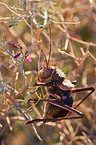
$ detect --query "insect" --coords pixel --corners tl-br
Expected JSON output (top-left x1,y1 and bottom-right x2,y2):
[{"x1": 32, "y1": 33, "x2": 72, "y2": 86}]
[{"x1": 26, "y1": 28, "x2": 95, "y2": 124}]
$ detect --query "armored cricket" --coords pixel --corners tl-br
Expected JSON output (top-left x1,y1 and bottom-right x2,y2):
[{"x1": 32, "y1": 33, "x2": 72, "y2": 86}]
[{"x1": 26, "y1": 28, "x2": 95, "y2": 124}]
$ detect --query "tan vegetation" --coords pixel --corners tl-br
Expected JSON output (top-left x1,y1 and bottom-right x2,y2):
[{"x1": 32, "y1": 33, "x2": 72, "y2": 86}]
[{"x1": 0, "y1": 0, "x2": 96, "y2": 144}]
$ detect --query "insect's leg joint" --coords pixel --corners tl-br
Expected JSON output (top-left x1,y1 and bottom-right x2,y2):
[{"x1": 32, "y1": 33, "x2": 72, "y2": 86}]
[{"x1": 80, "y1": 112, "x2": 84, "y2": 118}]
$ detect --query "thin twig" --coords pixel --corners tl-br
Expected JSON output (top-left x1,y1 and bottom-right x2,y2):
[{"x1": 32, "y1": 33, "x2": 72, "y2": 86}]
[
  {"x1": 58, "y1": 25, "x2": 96, "y2": 47},
  {"x1": 5, "y1": 92, "x2": 42, "y2": 141},
  {"x1": 35, "y1": 0, "x2": 64, "y2": 42}
]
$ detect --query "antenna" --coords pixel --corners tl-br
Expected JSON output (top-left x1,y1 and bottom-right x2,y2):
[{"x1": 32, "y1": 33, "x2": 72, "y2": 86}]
[
  {"x1": 37, "y1": 23, "x2": 52, "y2": 68},
  {"x1": 37, "y1": 44, "x2": 48, "y2": 67},
  {"x1": 47, "y1": 23, "x2": 52, "y2": 66}
]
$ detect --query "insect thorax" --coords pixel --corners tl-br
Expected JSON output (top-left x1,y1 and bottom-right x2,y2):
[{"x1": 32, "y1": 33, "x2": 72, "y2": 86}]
[
  {"x1": 51, "y1": 67, "x2": 75, "y2": 88},
  {"x1": 51, "y1": 67, "x2": 66, "y2": 84}
]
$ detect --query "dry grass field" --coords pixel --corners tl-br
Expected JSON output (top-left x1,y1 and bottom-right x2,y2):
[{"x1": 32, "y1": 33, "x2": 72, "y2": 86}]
[{"x1": 0, "y1": 0, "x2": 96, "y2": 145}]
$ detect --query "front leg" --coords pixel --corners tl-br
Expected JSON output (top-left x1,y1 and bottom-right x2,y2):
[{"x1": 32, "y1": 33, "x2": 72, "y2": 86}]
[{"x1": 28, "y1": 88, "x2": 60, "y2": 104}]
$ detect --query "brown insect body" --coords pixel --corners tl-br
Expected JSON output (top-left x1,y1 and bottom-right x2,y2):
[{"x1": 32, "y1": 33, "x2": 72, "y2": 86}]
[
  {"x1": 37, "y1": 66, "x2": 75, "y2": 122},
  {"x1": 26, "y1": 63, "x2": 95, "y2": 124}
]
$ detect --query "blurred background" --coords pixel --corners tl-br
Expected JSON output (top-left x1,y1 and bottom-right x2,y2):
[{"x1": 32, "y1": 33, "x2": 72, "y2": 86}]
[{"x1": 0, "y1": 0, "x2": 96, "y2": 145}]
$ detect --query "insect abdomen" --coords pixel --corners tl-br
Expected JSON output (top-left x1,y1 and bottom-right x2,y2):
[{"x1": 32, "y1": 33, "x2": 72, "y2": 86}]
[{"x1": 44, "y1": 89, "x2": 73, "y2": 119}]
